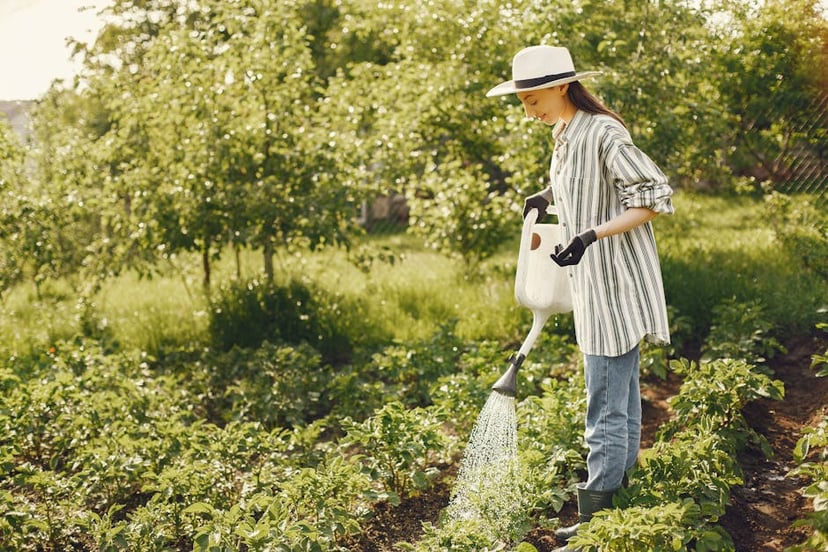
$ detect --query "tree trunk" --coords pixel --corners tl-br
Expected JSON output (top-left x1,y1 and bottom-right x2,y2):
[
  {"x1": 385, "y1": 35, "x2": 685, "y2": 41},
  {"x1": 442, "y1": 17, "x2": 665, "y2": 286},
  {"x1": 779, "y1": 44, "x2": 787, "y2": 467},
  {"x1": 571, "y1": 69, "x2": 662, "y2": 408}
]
[
  {"x1": 263, "y1": 240, "x2": 274, "y2": 282},
  {"x1": 202, "y1": 242, "x2": 211, "y2": 290},
  {"x1": 234, "y1": 243, "x2": 241, "y2": 280}
]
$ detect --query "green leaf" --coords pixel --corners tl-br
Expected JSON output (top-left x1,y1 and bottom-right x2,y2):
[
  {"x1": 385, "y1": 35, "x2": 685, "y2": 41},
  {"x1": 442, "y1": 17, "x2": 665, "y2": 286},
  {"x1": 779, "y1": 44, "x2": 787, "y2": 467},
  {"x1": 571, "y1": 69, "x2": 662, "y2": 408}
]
[
  {"x1": 793, "y1": 436, "x2": 811, "y2": 463},
  {"x1": 184, "y1": 502, "x2": 216, "y2": 517}
]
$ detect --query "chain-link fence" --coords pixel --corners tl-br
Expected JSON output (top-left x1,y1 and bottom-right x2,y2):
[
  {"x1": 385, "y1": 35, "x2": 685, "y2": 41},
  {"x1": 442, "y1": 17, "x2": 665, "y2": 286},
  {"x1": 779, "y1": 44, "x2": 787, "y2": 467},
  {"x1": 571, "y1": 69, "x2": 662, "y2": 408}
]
[{"x1": 776, "y1": 93, "x2": 827, "y2": 203}]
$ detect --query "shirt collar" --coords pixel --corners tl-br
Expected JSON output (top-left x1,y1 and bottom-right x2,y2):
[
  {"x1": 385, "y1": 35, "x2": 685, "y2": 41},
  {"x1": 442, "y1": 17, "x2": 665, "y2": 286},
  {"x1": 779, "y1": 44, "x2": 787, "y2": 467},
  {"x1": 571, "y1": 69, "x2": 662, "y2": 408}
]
[
  {"x1": 553, "y1": 109, "x2": 587, "y2": 145},
  {"x1": 553, "y1": 118, "x2": 567, "y2": 143}
]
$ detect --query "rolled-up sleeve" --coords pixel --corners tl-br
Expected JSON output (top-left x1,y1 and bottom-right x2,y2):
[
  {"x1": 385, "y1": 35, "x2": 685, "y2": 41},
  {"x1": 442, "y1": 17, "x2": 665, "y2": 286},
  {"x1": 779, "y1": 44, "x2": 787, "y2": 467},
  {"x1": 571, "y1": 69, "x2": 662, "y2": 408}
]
[{"x1": 610, "y1": 143, "x2": 674, "y2": 214}]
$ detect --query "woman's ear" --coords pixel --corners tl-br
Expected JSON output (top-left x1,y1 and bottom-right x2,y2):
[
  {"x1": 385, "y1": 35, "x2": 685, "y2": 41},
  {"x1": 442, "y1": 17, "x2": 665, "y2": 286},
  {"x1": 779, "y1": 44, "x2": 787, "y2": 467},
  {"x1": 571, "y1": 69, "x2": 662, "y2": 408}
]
[{"x1": 559, "y1": 83, "x2": 570, "y2": 95}]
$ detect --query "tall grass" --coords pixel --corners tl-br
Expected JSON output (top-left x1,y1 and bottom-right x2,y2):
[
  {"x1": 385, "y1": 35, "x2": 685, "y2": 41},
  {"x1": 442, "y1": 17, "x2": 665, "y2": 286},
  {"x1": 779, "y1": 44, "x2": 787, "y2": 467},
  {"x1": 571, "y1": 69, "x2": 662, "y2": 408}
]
[
  {"x1": 657, "y1": 193, "x2": 827, "y2": 338},
  {"x1": 0, "y1": 280, "x2": 79, "y2": 355},
  {"x1": 98, "y1": 271, "x2": 207, "y2": 352}
]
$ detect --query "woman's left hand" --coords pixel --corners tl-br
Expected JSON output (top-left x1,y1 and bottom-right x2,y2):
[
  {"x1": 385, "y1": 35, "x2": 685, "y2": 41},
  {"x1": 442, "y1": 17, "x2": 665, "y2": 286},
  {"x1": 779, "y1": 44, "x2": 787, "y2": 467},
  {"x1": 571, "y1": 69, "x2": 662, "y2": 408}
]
[{"x1": 551, "y1": 229, "x2": 597, "y2": 266}]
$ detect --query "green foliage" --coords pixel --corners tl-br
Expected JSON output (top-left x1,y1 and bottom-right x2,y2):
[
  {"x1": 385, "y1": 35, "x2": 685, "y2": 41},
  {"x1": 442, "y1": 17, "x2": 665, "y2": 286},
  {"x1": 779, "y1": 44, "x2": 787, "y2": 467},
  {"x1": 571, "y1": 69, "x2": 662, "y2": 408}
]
[
  {"x1": 207, "y1": 277, "x2": 379, "y2": 363},
  {"x1": 1, "y1": 105, "x2": 91, "y2": 295},
  {"x1": 658, "y1": 194, "x2": 828, "y2": 339},
  {"x1": 641, "y1": 305, "x2": 693, "y2": 380},
  {"x1": 2, "y1": 0, "x2": 827, "y2": 532},
  {"x1": 322, "y1": 320, "x2": 468, "y2": 424},
  {"x1": 661, "y1": 358, "x2": 784, "y2": 453},
  {"x1": 812, "y1": 322, "x2": 828, "y2": 378},
  {"x1": 0, "y1": 336, "x2": 367, "y2": 550},
  {"x1": 342, "y1": 401, "x2": 448, "y2": 500},
  {"x1": 622, "y1": 428, "x2": 743, "y2": 521},
  {"x1": 408, "y1": 161, "x2": 517, "y2": 272},
  {"x1": 469, "y1": 464, "x2": 535, "y2": 545},
  {"x1": 397, "y1": 518, "x2": 509, "y2": 552},
  {"x1": 571, "y1": 500, "x2": 734, "y2": 552},
  {"x1": 570, "y1": 349, "x2": 789, "y2": 551},
  {"x1": 184, "y1": 454, "x2": 372, "y2": 551},
  {"x1": 2, "y1": 185, "x2": 825, "y2": 550},
  {"x1": 361, "y1": 320, "x2": 466, "y2": 407},
  {"x1": 26, "y1": 0, "x2": 370, "y2": 291},
  {"x1": 701, "y1": 298, "x2": 786, "y2": 367},
  {"x1": 0, "y1": 118, "x2": 28, "y2": 297},
  {"x1": 206, "y1": 278, "x2": 280, "y2": 348},
  {"x1": 518, "y1": 373, "x2": 588, "y2": 493},
  {"x1": 714, "y1": 0, "x2": 828, "y2": 190},
  {"x1": 766, "y1": 192, "x2": 828, "y2": 280},
  {"x1": 198, "y1": 342, "x2": 332, "y2": 429},
  {"x1": 428, "y1": 341, "x2": 503, "y2": 438},
  {"x1": 550, "y1": 0, "x2": 732, "y2": 187},
  {"x1": 9, "y1": 0, "x2": 824, "y2": 297},
  {"x1": 788, "y1": 415, "x2": 828, "y2": 552}
]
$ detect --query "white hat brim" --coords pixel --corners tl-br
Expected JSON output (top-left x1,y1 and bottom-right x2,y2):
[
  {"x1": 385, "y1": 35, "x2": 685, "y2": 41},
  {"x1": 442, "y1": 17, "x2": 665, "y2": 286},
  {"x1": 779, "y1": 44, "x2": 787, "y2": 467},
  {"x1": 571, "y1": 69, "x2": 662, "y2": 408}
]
[{"x1": 486, "y1": 71, "x2": 602, "y2": 97}]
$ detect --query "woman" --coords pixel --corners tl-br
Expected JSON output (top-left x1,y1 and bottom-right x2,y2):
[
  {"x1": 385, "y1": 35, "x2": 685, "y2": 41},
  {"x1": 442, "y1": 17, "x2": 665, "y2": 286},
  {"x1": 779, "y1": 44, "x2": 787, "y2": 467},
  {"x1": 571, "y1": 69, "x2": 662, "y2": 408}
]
[{"x1": 487, "y1": 45, "x2": 674, "y2": 549}]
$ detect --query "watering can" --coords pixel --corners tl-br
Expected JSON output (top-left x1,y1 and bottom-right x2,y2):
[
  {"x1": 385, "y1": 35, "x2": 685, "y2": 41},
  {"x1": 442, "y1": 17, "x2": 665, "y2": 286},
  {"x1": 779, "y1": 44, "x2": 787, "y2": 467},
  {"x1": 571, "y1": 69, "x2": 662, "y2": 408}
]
[{"x1": 492, "y1": 207, "x2": 572, "y2": 397}]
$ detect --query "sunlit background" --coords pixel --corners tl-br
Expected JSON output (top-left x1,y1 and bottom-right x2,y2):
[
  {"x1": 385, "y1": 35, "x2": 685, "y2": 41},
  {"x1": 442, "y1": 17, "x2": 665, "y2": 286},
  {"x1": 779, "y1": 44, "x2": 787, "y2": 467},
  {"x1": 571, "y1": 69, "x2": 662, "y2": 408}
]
[{"x1": 0, "y1": 0, "x2": 110, "y2": 100}]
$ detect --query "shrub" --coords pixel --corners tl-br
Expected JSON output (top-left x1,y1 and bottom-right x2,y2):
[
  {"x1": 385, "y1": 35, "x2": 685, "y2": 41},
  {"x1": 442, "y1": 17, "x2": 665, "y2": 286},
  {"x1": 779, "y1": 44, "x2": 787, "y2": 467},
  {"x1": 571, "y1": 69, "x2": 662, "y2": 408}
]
[
  {"x1": 621, "y1": 426, "x2": 743, "y2": 520},
  {"x1": 518, "y1": 373, "x2": 588, "y2": 490},
  {"x1": 207, "y1": 278, "x2": 381, "y2": 363},
  {"x1": 331, "y1": 320, "x2": 467, "y2": 413},
  {"x1": 658, "y1": 194, "x2": 828, "y2": 339},
  {"x1": 407, "y1": 160, "x2": 516, "y2": 274},
  {"x1": 766, "y1": 192, "x2": 828, "y2": 280},
  {"x1": 213, "y1": 342, "x2": 331, "y2": 428}
]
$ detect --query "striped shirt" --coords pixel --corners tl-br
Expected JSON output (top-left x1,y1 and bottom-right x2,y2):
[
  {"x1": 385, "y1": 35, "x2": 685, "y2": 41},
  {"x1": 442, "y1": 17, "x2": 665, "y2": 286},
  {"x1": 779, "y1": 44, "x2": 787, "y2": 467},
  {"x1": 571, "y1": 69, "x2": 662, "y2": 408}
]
[{"x1": 545, "y1": 109, "x2": 674, "y2": 357}]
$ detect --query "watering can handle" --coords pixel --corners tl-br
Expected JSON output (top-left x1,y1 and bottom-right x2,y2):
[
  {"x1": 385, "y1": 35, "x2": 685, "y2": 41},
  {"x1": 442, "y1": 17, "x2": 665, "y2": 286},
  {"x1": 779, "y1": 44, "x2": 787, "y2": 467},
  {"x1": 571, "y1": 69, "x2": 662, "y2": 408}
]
[{"x1": 515, "y1": 206, "x2": 558, "y2": 305}]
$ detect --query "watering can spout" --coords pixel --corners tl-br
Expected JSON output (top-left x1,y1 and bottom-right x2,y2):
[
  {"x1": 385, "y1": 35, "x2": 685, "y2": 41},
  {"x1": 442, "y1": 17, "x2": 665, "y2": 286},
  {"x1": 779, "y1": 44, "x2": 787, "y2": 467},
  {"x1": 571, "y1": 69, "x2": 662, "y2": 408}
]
[{"x1": 492, "y1": 353, "x2": 525, "y2": 397}]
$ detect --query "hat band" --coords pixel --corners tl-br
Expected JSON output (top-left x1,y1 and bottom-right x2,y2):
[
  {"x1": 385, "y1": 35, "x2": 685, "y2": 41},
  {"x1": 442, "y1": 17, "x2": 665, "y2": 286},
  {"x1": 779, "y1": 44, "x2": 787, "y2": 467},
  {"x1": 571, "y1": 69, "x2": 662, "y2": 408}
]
[{"x1": 515, "y1": 71, "x2": 576, "y2": 89}]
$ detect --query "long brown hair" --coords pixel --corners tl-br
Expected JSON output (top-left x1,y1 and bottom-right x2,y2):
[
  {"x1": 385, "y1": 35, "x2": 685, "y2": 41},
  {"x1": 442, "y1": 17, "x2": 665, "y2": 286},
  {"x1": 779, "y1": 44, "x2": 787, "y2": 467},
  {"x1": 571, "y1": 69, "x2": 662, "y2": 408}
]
[{"x1": 567, "y1": 81, "x2": 625, "y2": 127}]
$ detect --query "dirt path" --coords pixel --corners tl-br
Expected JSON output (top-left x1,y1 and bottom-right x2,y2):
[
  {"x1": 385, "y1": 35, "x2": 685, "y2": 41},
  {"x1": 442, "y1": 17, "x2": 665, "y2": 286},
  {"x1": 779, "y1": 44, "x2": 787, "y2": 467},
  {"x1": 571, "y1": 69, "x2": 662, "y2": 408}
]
[
  {"x1": 347, "y1": 334, "x2": 827, "y2": 551},
  {"x1": 720, "y1": 334, "x2": 828, "y2": 551}
]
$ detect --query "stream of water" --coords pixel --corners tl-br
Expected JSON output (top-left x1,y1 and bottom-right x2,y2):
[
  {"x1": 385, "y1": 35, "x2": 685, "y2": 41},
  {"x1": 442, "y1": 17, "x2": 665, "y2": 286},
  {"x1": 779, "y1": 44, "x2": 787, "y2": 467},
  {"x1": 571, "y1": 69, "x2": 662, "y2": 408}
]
[{"x1": 447, "y1": 390, "x2": 521, "y2": 523}]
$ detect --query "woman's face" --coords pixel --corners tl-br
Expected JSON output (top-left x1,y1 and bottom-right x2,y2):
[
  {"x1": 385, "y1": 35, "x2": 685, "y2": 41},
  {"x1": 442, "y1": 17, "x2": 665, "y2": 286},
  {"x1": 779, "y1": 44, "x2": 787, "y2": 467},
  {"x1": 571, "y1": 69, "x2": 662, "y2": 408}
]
[{"x1": 517, "y1": 84, "x2": 570, "y2": 125}]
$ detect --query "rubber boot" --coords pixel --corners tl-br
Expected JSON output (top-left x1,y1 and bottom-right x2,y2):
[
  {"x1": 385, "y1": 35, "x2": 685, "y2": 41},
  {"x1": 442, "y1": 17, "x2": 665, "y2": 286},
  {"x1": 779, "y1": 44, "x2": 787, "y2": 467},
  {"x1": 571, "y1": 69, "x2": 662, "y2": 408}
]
[{"x1": 553, "y1": 487, "x2": 616, "y2": 546}]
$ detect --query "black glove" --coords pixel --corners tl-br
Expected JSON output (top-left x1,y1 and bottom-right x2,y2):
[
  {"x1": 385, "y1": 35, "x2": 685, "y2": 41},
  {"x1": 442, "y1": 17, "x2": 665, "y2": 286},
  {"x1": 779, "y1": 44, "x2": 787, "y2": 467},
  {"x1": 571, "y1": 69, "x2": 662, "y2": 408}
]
[
  {"x1": 523, "y1": 192, "x2": 550, "y2": 221},
  {"x1": 551, "y1": 229, "x2": 597, "y2": 266}
]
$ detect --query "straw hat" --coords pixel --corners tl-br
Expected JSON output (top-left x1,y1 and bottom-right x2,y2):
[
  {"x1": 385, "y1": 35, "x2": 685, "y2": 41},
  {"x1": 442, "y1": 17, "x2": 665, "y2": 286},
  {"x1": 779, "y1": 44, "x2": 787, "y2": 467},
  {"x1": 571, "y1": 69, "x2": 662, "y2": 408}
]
[{"x1": 486, "y1": 45, "x2": 601, "y2": 97}]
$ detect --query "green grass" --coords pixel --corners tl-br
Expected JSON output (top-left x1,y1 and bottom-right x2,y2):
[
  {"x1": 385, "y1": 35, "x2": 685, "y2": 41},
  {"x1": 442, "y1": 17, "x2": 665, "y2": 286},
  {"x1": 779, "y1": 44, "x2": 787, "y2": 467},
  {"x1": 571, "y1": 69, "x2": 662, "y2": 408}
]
[
  {"x1": 0, "y1": 280, "x2": 78, "y2": 355},
  {"x1": 0, "y1": 192, "x2": 824, "y2": 359},
  {"x1": 656, "y1": 192, "x2": 827, "y2": 337},
  {"x1": 98, "y1": 271, "x2": 207, "y2": 352}
]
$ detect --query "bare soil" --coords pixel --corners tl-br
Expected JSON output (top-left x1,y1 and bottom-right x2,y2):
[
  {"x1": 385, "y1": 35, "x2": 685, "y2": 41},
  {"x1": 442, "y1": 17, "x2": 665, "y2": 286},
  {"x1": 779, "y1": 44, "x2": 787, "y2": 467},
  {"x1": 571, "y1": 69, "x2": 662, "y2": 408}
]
[{"x1": 347, "y1": 333, "x2": 828, "y2": 551}]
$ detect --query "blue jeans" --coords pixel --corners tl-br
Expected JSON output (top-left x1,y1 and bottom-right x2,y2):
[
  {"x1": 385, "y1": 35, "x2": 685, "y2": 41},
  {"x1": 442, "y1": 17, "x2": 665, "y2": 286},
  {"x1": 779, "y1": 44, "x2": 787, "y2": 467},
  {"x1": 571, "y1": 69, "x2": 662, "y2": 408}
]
[{"x1": 582, "y1": 344, "x2": 641, "y2": 491}]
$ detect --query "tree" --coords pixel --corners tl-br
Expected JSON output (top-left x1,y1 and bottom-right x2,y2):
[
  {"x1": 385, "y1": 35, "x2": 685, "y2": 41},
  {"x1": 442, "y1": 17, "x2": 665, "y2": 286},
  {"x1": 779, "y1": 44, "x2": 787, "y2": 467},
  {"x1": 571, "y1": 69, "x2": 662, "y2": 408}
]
[
  {"x1": 23, "y1": 90, "x2": 110, "y2": 295},
  {"x1": 15, "y1": 0, "x2": 826, "y2": 296},
  {"x1": 0, "y1": 118, "x2": 28, "y2": 297},
  {"x1": 318, "y1": 0, "x2": 527, "y2": 269},
  {"x1": 32, "y1": 0, "x2": 374, "y2": 289},
  {"x1": 714, "y1": 0, "x2": 828, "y2": 190}
]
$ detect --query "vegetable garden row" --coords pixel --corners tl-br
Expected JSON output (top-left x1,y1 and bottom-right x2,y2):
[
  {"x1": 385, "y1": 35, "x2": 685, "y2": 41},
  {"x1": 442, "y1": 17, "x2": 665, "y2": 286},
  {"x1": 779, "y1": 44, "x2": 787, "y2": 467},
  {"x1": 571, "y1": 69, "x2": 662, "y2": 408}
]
[{"x1": 2, "y1": 287, "x2": 825, "y2": 551}]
